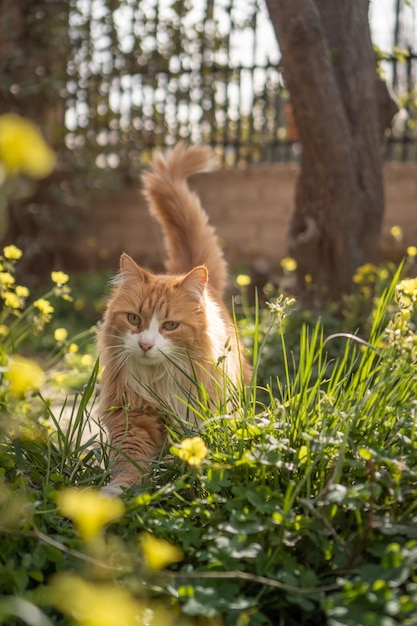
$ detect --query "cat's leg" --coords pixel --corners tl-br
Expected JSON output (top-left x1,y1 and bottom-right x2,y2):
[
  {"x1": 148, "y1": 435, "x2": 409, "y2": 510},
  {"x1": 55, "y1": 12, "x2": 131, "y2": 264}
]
[{"x1": 101, "y1": 411, "x2": 165, "y2": 496}]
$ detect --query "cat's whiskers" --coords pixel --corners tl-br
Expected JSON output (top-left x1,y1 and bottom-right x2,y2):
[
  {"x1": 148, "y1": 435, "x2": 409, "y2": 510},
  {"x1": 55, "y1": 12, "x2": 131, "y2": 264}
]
[
  {"x1": 100, "y1": 334, "x2": 127, "y2": 351},
  {"x1": 159, "y1": 348, "x2": 191, "y2": 375},
  {"x1": 114, "y1": 357, "x2": 132, "y2": 379},
  {"x1": 103, "y1": 344, "x2": 132, "y2": 378}
]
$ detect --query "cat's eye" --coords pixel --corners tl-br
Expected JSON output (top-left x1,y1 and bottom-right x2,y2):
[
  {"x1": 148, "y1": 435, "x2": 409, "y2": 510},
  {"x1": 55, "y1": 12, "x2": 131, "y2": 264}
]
[
  {"x1": 127, "y1": 313, "x2": 141, "y2": 326},
  {"x1": 162, "y1": 321, "x2": 179, "y2": 331}
]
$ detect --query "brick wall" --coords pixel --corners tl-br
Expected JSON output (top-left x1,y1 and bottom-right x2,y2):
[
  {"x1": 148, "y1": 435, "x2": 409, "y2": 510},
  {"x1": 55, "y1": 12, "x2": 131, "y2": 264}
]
[{"x1": 77, "y1": 163, "x2": 417, "y2": 272}]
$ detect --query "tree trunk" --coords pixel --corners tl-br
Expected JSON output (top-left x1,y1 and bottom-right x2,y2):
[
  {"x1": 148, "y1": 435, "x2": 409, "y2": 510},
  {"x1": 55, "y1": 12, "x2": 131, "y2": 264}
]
[{"x1": 266, "y1": 0, "x2": 397, "y2": 304}]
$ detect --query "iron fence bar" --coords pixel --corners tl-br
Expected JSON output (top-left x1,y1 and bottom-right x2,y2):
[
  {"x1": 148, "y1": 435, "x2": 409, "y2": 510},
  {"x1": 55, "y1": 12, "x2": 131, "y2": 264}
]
[{"x1": 59, "y1": 0, "x2": 416, "y2": 167}]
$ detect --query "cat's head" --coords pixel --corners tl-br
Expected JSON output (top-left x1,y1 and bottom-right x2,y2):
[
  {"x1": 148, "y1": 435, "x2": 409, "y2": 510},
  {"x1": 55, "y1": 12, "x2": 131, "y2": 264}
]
[{"x1": 100, "y1": 254, "x2": 209, "y2": 368}]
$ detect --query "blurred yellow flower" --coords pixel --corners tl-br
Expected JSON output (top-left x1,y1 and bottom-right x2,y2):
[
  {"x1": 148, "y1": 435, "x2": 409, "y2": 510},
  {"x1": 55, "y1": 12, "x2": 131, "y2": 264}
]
[
  {"x1": 56, "y1": 488, "x2": 125, "y2": 540},
  {"x1": 3, "y1": 245, "x2": 22, "y2": 260},
  {"x1": 0, "y1": 272, "x2": 15, "y2": 287},
  {"x1": 52, "y1": 372, "x2": 67, "y2": 386},
  {"x1": 140, "y1": 532, "x2": 183, "y2": 571},
  {"x1": 359, "y1": 263, "x2": 377, "y2": 274},
  {"x1": 378, "y1": 268, "x2": 389, "y2": 280},
  {"x1": 4, "y1": 292, "x2": 21, "y2": 309},
  {"x1": 15, "y1": 285, "x2": 29, "y2": 298},
  {"x1": 68, "y1": 342, "x2": 79, "y2": 353},
  {"x1": 34, "y1": 298, "x2": 54, "y2": 316},
  {"x1": 280, "y1": 257, "x2": 297, "y2": 272},
  {"x1": 236, "y1": 274, "x2": 251, "y2": 287},
  {"x1": 51, "y1": 271, "x2": 69, "y2": 285},
  {"x1": 353, "y1": 263, "x2": 378, "y2": 284},
  {"x1": 172, "y1": 436, "x2": 208, "y2": 466},
  {"x1": 407, "y1": 246, "x2": 417, "y2": 258},
  {"x1": 81, "y1": 354, "x2": 94, "y2": 367},
  {"x1": 390, "y1": 225, "x2": 403, "y2": 242},
  {"x1": 0, "y1": 325, "x2": 8, "y2": 335},
  {"x1": 49, "y1": 574, "x2": 144, "y2": 626},
  {"x1": 5, "y1": 355, "x2": 45, "y2": 396},
  {"x1": 54, "y1": 328, "x2": 68, "y2": 343},
  {"x1": 0, "y1": 114, "x2": 56, "y2": 179}
]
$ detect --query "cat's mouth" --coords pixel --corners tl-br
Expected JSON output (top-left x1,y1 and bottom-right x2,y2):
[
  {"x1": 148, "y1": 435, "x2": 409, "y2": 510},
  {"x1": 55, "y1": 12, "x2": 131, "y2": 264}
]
[
  {"x1": 137, "y1": 355, "x2": 160, "y2": 365},
  {"x1": 134, "y1": 350, "x2": 164, "y2": 365}
]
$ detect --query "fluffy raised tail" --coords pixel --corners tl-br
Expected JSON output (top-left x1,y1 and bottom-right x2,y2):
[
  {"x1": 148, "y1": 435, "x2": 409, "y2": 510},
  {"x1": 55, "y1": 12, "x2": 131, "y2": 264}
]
[{"x1": 141, "y1": 142, "x2": 228, "y2": 297}]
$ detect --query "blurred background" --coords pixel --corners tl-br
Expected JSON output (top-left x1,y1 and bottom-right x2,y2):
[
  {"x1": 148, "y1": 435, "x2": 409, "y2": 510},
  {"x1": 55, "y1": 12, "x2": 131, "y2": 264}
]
[{"x1": 0, "y1": 0, "x2": 416, "y2": 288}]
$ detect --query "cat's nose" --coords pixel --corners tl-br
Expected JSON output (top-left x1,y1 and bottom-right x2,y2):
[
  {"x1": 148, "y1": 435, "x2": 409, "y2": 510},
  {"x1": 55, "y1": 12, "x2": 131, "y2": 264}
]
[{"x1": 139, "y1": 340, "x2": 154, "y2": 352}]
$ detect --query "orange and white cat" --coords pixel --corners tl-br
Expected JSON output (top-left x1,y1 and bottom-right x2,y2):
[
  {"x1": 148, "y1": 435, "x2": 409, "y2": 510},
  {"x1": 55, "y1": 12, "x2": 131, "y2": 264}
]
[{"x1": 97, "y1": 143, "x2": 250, "y2": 495}]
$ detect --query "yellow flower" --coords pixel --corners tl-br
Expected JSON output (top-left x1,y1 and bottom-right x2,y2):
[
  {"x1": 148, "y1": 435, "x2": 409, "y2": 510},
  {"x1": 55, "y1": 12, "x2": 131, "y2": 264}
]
[
  {"x1": 397, "y1": 278, "x2": 417, "y2": 298},
  {"x1": 0, "y1": 272, "x2": 15, "y2": 287},
  {"x1": 51, "y1": 270, "x2": 69, "y2": 285},
  {"x1": 81, "y1": 354, "x2": 94, "y2": 367},
  {"x1": 68, "y1": 342, "x2": 79, "y2": 353},
  {"x1": 378, "y1": 268, "x2": 389, "y2": 280},
  {"x1": 353, "y1": 263, "x2": 378, "y2": 284},
  {"x1": 359, "y1": 263, "x2": 378, "y2": 275},
  {"x1": 3, "y1": 245, "x2": 22, "y2": 260},
  {"x1": 407, "y1": 246, "x2": 417, "y2": 258},
  {"x1": 56, "y1": 488, "x2": 125, "y2": 540},
  {"x1": 236, "y1": 274, "x2": 251, "y2": 287},
  {"x1": 304, "y1": 274, "x2": 312, "y2": 284},
  {"x1": 280, "y1": 257, "x2": 297, "y2": 272},
  {"x1": 15, "y1": 285, "x2": 29, "y2": 298},
  {"x1": 140, "y1": 532, "x2": 183, "y2": 571},
  {"x1": 0, "y1": 113, "x2": 56, "y2": 179},
  {"x1": 4, "y1": 292, "x2": 21, "y2": 309},
  {"x1": 172, "y1": 436, "x2": 208, "y2": 466},
  {"x1": 34, "y1": 298, "x2": 54, "y2": 316},
  {"x1": 0, "y1": 325, "x2": 8, "y2": 335},
  {"x1": 52, "y1": 372, "x2": 67, "y2": 386},
  {"x1": 54, "y1": 328, "x2": 68, "y2": 343},
  {"x1": 5, "y1": 355, "x2": 45, "y2": 396},
  {"x1": 49, "y1": 574, "x2": 144, "y2": 626},
  {"x1": 390, "y1": 225, "x2": 403, "y2": 242}
]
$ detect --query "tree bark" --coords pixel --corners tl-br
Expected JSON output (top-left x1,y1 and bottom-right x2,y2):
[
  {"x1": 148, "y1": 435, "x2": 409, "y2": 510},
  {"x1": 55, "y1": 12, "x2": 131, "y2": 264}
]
[{"x1": 266, "y1": 0, "x2": 396, "y2": 304}]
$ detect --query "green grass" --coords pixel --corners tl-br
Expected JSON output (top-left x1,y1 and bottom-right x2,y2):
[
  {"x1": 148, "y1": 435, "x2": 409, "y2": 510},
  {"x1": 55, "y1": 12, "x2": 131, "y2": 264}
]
[{"x1": 1, "y1": 267, "x2": 417, "y2": 626}]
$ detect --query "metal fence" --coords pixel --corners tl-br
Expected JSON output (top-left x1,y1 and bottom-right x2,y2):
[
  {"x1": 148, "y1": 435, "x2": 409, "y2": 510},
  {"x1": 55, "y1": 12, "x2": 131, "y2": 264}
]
[
  {"x1": 385, "y1": 48, "x2": 417, "y2": 161},
  {"x1": 61, "y1": 0, "x2": 417, "y2": 170}
]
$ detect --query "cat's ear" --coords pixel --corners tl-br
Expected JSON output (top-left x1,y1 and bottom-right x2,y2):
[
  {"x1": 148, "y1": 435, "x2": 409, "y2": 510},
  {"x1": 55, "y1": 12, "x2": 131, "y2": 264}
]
[
  {"x1": 180, "y1": 266, "x2": 208, "y2": 298},
  {"x1": 118, "y1": 253, "x2": 150, "y2": 283}
]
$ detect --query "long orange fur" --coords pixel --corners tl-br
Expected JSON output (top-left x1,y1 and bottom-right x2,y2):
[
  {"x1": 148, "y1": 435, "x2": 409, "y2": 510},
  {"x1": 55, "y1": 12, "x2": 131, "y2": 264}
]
[{"x1": 97, "y1": 143, "x2": 251, "y2": 494}]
